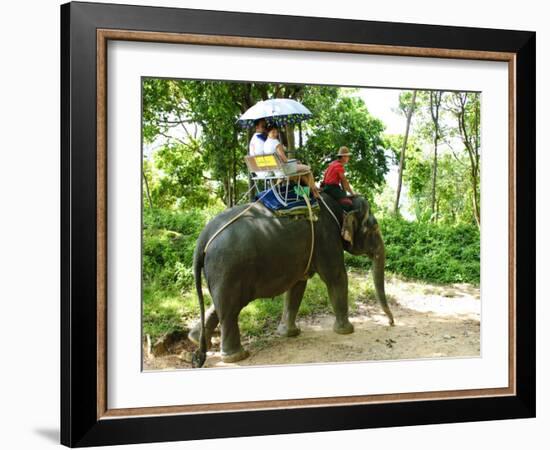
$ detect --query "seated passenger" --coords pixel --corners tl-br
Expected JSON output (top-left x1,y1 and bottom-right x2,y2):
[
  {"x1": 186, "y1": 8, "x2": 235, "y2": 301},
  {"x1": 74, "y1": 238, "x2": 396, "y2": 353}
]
[
  {"x1": 249, "y1": 118, "x2": 267, "y2": 156},
  {"x1": 264, "y1": 124, "x2": 320, "y2": 198},
  {"x1": 321, "y1": 146, "x2": 357, "y2": 243}
]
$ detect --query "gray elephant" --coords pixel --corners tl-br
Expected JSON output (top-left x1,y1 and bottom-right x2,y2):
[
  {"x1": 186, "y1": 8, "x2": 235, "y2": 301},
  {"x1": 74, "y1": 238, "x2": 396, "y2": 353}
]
[{"x1": 189, "y1": 193, "x2": 394, "y2": 367}]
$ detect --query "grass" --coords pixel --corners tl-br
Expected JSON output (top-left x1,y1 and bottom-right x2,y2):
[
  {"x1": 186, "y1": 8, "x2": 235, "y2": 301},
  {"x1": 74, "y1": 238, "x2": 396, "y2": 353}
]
[{"x1": 142, "y1": 271, "x2": 380, "y2": 342}]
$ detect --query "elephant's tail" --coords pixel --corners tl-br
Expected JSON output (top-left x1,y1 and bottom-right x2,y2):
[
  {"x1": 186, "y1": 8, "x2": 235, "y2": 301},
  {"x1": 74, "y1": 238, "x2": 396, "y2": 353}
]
[{"x1": 191, "y1": 248, "x2": 207, "y2": 368}]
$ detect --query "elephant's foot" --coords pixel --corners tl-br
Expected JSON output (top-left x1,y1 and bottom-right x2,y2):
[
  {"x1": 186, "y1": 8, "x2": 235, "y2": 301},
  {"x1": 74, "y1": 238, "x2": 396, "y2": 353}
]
[
  {"x1": 221, "y1": 347, "x2": 250, "y2": 363},
  {"x1": 277, "y1": 323, "x2": 301, "y2": 337},
  {"x1": 333, "y1": 320, "x2": 354, "y2": 335},
  {"x1": 188, "y1": 327, "x2": 213, "y2": 349}
]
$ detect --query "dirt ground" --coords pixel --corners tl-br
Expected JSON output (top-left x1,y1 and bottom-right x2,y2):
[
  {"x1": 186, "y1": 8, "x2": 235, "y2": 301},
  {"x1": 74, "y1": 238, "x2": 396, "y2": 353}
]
[{"x1": 143, "y1": 275, "x2": 480, "y2": 371}]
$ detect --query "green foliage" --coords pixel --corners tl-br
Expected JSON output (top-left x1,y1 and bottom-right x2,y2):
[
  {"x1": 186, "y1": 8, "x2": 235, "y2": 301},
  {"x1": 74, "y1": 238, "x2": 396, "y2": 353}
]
[
  {"x1": 148, "y1": 140, "x2": 211, "y2": 209},
  {"x1": 390, "y1": 90, "x2": 481, "y2": 225},
  {"x1": 142, "y1": 206, "x2": 223, "y2": 289},
  {"x1": 142, "y1": 79, "x2": 189, "y2": 143},
  {"x1": 402, "y1": 146, "x2": 475, "y2": 224},
  {"x1": 143, "y1": 79, "x2": 389, "y2": 209},
  {"x1": 142, "y1": 79, "x2": 246, "y2": 207},
  {"x1": 301, "y1": 95, "x2": 388, "y2": 195},
  {"x1": 179, "y1": 81, "x2": 246, "y2": 197},
  {"x1": 345, "y1": 216, "x2": 480, "y2": 285}
]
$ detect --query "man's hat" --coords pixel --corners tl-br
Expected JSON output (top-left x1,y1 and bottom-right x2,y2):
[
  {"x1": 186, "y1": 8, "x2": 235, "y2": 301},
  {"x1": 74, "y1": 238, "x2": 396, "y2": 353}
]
[{"x1": 337, "y1": 146, "x2": 352, "y2": 157}]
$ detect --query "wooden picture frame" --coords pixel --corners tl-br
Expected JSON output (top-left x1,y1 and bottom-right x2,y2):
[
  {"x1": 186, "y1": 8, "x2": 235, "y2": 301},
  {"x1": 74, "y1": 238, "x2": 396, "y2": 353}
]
[{"x1": 61, "y1": 1, "x2": 535, "y2": 447}]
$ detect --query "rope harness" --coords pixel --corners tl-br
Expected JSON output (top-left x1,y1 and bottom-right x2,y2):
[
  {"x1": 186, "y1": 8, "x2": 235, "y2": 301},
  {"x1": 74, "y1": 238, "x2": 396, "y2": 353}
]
[
  {"x1": 301, "y1": 192, "x2": 315, "y2": 277},
  {"x1": 203, "y1": 180, "x2": 281, "y2": 254},
  {"x1": 318, "y1": 194, "x2": 341, "y2": 229}
]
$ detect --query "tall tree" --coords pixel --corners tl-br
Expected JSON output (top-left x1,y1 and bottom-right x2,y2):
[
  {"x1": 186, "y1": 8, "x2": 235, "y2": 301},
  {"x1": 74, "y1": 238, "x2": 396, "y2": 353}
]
[
  {"x1": 428, "y1": 91, "x2": 444, "y2": 222},
  {"x1": 394, "y1": 90, "x2": 417, "y2": 215},
  {"x1": 402, "y1": 143, "x2": 473, "y2": 224},
  {"x1": 449, "y1": 92, "x2": 481, "y2": 228}
]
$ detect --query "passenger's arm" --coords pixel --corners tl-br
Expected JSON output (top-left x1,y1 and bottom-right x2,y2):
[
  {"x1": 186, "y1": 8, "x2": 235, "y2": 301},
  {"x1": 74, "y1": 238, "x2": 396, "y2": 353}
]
[{"x1": 276, "y1": 144, "x2": 288, "y2": 163}]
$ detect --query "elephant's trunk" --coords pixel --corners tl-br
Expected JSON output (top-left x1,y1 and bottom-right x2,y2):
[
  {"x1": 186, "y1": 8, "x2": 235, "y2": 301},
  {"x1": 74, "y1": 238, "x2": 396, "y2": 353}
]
[{"x1": 372, "y1": 251, "x2": 395, "y2": 326}]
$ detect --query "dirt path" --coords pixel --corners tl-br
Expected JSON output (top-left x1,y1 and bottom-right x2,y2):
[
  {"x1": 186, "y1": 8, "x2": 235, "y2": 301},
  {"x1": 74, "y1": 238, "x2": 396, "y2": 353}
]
[{"x1": 143, "y1": 276, "x2": 480, "y2": 371}]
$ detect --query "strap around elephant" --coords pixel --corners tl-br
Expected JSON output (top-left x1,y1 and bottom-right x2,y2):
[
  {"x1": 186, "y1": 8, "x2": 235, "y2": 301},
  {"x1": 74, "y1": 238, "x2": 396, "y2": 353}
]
[
  {"x1": 204, "y1": 180, "x2": 282, "y2": 254},
  {"x1": 299, "y1": 189, "x2": 315, "y2": 277},
  {"x1": 318, "y1": 195, "x2": 341, "y2": 229}
]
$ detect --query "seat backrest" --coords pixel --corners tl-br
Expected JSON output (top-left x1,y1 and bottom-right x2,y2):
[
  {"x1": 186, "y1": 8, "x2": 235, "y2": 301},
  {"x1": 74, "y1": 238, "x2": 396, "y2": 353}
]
[{"x1": 244, "y1": 154, "x2": 284, "y2": 174}]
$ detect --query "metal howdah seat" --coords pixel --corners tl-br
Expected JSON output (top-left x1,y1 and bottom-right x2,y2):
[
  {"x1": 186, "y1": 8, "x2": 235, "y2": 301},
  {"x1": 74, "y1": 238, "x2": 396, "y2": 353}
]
[{"x1": 244, "y1": 153, "x2": 311, "y2": 207}]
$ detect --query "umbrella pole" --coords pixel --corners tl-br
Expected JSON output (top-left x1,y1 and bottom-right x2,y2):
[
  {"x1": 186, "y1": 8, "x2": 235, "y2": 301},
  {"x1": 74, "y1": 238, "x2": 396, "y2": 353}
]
[{"x1": 299, "y1": 122, "x2": 303, "y2": 148}]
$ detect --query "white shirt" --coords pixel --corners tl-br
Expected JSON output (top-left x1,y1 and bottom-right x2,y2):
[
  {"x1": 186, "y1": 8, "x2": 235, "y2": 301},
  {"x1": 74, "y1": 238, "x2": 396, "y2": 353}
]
[
  {"x1": 249, "y1": 133, "x2": 266, "y2": 156},
  {"x1": 263, "y1": 137, "x2": 280, "y2": 156},
  {"x1": 263, "y1": 137, "x2": 284, "y2": 177}
]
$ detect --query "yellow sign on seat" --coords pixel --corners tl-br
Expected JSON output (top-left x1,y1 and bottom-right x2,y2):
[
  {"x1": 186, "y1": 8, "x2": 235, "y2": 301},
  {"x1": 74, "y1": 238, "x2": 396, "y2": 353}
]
[
  {"x1": 255, "y1": 155, "x2": 278, "y2": 168},
  {"x1": 245, "y1": 154, "x2": 282, "y2": 173}
]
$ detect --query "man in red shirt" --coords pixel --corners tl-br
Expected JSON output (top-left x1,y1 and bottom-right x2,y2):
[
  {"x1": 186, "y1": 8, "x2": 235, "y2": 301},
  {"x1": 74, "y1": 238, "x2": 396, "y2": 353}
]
[
  {"x1": 322, "y1": 146, "x2": 357, "y2": 243},
  {"x1": 322, "y1": 146, "x2": 355, "y2": 211}
]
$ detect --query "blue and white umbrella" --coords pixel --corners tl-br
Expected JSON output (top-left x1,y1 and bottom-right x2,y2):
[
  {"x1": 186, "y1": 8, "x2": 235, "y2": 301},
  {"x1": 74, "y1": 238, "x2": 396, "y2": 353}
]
[{"x1": 237, "y1": 98, "x2": 313, "y2": 128}]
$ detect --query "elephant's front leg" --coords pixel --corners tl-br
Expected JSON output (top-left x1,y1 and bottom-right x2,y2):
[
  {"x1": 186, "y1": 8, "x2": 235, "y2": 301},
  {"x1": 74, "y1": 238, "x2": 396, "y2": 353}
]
[
  {"x1": 323, "y1": 270, "x2": 354, "y2": 335},
  {"x1": 277, "y1": 280, "x2": 307, "y2": 337}
]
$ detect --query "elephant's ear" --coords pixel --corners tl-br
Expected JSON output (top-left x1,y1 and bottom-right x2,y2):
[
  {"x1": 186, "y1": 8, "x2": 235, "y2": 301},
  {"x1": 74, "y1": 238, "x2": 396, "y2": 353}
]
[
  {"x1": 359, "y1": 199, "x2": 370, "y2": 230},
  {"x1": 341, "y1": 212, "x2": 359, "y2": 245}
]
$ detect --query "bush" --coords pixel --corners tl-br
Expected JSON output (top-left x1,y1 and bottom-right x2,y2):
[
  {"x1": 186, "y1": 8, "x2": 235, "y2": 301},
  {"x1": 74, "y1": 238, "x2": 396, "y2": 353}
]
[
  {"x1": 345, "y1": 216, "x2": 480, "y2": 285},
  {"x1": 142, "y1": 206, "x2": 223, "y2": 289},
  {"x1": 142, "y1": 206, "x2": 223, "y2": 339}
]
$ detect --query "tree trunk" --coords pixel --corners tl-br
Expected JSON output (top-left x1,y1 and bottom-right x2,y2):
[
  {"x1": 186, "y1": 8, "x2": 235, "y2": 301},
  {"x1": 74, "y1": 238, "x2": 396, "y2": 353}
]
[
  {"x1": 142, "y1": 169, "x2": 153, "y2": 210},
  {"x1": 248, "y1": 173, "x2": 256, "y2": 202},
  {"x1": 394, "y1": 90, "x2": 417, "y2": 215},
  {"x1": 223, "y1": 176, "x2": 231, "y2": 207},
  {"x1": 454, "y1": 92, "x2": 480, "y2": 228},
  {"x1": 429, "y1": 91, "x2": 442, "y2": 222},
  {"x1": 286, "y1": 124, "x2": 295, "y2": 150},
  {"x1": 472, "y1": 97, "x2": 481, "y2": 228},
  {"x1": 472, "y1": 185, "x2": 480, "y2": 228},
  {"x1": 431, "y1": 138, "x2": 438, "y2": 221},
  {"x1": 232, "y1": 145, "x2": 237, "y2": 206},
  {"x1": 285, "y1": 124, "x2": 296, "y2": 159}
]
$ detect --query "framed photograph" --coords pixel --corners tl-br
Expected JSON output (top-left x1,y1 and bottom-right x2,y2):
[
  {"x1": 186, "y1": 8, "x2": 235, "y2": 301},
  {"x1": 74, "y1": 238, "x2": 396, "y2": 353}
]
[{"x1": 60, "y1": 1, "x2": 535, "y2": 447}]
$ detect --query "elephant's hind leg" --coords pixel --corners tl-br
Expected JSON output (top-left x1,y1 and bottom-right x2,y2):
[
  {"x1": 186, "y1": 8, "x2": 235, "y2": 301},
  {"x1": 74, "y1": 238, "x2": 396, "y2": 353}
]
[
  {"x1": 277, "y1": 280, "x2": 307, "y2": 337},
  {"x1": 219, "y1": 311, "x2": 249, "y2": 363},
  {"x1": 188, "y1": 306, "x2": 219, "y2": 348}
]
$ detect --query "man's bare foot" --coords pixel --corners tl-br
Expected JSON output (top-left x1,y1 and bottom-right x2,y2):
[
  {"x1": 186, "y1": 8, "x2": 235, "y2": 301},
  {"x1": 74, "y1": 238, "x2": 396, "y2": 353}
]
[{"x1": 341, "y1": 228, "x2": 352, "y2": 243}]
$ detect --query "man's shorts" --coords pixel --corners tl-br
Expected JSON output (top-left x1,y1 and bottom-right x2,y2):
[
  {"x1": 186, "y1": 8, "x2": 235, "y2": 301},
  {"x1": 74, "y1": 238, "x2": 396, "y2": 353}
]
[{"x1": 322, "y1": 184, "x2": 353, "y2": 211}]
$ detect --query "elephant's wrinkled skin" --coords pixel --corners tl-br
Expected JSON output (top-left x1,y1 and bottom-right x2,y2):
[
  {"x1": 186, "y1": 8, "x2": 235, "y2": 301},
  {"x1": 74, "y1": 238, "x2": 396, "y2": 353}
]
[{"x1": 190, "y1": 193, "x2": 394, "y2": 367}]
